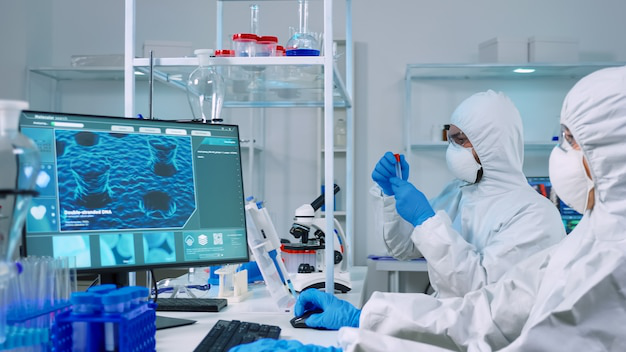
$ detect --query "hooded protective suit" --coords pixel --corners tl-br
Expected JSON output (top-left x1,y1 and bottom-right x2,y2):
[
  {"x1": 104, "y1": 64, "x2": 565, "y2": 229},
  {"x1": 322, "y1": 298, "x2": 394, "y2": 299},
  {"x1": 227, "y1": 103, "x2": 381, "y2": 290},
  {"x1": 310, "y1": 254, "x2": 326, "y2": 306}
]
[
  {"x1": 342, "y1": 66, "x2": 626, "y2": 351},
  {"x1": 372, "y1": 90, "x2": 565, "y2": 297}
]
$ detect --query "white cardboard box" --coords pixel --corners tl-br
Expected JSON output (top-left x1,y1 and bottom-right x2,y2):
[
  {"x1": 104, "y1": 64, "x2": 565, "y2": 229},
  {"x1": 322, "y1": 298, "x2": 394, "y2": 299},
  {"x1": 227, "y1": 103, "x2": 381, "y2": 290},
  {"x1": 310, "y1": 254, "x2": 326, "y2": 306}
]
[
  {"x1": 143, "y1": 40, "x2": 193, "y2": 58},
  {"x1": 528, "y1": 36, "x2": 579, "y2": 62},
  {"x1": 478, "y1": 37, "x2": 528, "y2": 63}
]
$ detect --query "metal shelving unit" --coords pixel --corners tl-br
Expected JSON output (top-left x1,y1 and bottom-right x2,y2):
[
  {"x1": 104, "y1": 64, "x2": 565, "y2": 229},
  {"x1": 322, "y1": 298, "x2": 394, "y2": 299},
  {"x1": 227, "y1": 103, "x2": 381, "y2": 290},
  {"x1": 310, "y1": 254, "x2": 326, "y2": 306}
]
[
  {"x1": 123, "y1": 0, "x2": 354, "y2": 290},
  {"x1": 404, "y1": 62, "x2": 626, "y2": 195}
]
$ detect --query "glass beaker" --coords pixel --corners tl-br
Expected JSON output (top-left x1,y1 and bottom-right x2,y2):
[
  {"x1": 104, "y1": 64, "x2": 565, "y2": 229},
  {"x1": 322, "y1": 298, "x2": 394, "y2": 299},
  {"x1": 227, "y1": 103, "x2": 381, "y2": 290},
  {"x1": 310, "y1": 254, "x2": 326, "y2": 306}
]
[
  {"x1": 286, "y1": 0, "x2": 320, "y2": 56},
  {"x1": 186, "y1": 49, "x2": 226, "y2": 124}
]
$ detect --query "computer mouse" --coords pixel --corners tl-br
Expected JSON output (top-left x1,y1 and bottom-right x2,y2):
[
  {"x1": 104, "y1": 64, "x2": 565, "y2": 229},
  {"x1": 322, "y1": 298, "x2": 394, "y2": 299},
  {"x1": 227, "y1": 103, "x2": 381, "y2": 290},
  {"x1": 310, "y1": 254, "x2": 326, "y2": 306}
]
[{"x1": 290, "y1": 309, "x2": 325, "y2": 329}]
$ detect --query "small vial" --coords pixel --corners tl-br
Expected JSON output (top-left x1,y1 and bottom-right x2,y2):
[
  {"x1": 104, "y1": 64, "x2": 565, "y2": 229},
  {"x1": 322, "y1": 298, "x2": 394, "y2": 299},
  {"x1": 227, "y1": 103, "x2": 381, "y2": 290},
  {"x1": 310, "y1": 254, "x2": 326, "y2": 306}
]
[
  {"x1": 394, "y1": 154, "x2": 402, "y2": 178},
  {"x1": 70, "y1": 292, "x2": 96, "y2": 352},
  {"x1": 101, "y1": 290, "x2": 131, "y2": 352}
]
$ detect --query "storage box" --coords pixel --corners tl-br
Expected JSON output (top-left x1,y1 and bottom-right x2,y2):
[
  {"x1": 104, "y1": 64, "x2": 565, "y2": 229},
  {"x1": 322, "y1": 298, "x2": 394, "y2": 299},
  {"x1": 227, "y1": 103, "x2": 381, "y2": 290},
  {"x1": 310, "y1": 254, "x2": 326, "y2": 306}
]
[
  {"x1": 528, "y1": 36, "x2": 579, "y2": 62},
  {"x1": 478, "y1": 37, "x2": 528, "y2": 63},
  {"x1": 143, "y1": 40, "x2": 193, "y2": 58}
]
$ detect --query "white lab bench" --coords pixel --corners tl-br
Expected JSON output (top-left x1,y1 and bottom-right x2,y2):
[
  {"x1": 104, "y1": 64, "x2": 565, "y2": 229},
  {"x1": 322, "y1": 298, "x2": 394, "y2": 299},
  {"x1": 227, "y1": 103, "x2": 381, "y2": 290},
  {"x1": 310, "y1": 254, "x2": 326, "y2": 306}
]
[{"x1": 155, "y1": 266, "x2": 367, "y2": 351}]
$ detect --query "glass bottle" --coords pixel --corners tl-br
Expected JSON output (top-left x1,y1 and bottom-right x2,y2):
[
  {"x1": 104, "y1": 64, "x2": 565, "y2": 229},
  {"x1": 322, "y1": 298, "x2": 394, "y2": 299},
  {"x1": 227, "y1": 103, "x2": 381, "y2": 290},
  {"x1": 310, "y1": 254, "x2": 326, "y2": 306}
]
[
  {"x1": 186, "y1": 49, "x2": 225, "y2": 124},
  {"x1": 334, "y1": 117, "x2": 347, "y2": 148},
  {"x1": 286, "y1": 0, "x2": 320, "y2": 56},
  {"x1": 0, "y1": 99, "x2": 40, "y2": 343},
  {"x1": 0, "y1": 100, "x2": 41, "y2": 262}
]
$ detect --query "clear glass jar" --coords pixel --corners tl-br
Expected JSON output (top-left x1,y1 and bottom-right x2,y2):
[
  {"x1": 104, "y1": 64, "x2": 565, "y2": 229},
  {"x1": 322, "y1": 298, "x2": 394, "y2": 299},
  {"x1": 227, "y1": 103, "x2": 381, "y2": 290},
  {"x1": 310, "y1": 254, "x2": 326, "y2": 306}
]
[{"x1": 186, "y1": 49, "x2": 225, "y2": 123}]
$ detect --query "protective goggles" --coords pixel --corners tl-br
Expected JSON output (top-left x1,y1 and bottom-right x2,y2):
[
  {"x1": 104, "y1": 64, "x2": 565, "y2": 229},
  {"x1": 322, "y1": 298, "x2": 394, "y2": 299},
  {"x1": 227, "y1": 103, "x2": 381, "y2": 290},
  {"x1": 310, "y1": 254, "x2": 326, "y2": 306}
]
[
  {"x1": 558, "y1": 124, "x2": 580, "y2": 151},
  {"x1": 444, "y1": 124, "x2": 472, "y2": 148}
]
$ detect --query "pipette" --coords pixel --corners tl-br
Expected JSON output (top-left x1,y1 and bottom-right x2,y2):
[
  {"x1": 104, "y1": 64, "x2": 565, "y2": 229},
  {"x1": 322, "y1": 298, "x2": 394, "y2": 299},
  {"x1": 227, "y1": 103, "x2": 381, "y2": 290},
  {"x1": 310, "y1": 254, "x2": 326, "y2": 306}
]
[{"x1": 394, "y1": 154, "x2": 402, "y2": 178}]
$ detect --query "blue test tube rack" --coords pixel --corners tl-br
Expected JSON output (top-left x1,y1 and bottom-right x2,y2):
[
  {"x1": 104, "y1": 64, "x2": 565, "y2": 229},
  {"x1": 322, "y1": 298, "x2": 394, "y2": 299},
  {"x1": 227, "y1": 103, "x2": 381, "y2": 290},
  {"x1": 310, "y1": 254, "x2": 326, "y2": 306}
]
[{"x1": 52, "y1": 285, "x2": 156, "y2": 352}]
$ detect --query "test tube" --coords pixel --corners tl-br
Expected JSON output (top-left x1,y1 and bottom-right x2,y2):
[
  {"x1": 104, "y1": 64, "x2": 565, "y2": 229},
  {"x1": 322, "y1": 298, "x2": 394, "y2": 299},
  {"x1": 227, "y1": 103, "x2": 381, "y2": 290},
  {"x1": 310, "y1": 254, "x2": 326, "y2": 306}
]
[
  {"x1": 70, "y1": 292, "x2": 96, "y2": 351},
  {"x1": 101, "y1": 290, "x2": 129, "y2": 352},
  {"x1": 394, "y1": 154, "x2": 402, "y2": 178}
]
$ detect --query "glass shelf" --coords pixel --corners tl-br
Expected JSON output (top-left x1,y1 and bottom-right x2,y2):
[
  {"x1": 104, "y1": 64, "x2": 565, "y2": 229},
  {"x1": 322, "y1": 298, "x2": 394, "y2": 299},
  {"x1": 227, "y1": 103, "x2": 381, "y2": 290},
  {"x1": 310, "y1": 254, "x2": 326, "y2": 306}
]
[
  {"x1": 411, "y1": 141, "x2": 556, "y2": 150},
  {"x1": 30, "y1": 56, "x2": 351, "y2": 109},
  {"x1": 406, "y1": 62, "x2": 626, "y2": 81}
]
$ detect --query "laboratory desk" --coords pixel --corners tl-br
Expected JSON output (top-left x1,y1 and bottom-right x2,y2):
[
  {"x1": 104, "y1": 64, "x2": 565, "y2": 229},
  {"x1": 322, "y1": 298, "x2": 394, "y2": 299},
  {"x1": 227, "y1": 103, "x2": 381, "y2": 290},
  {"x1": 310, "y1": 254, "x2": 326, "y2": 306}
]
[{"x1": 156, "y1": 266, "x2": 367, "y2": 351}]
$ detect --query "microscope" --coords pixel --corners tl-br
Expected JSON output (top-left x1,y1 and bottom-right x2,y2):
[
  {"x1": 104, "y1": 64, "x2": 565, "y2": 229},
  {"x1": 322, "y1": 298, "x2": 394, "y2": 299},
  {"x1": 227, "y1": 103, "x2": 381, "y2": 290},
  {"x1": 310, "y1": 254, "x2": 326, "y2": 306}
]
[{"x1": 283, "y1": 184, "x2": 352, "y2": 293}]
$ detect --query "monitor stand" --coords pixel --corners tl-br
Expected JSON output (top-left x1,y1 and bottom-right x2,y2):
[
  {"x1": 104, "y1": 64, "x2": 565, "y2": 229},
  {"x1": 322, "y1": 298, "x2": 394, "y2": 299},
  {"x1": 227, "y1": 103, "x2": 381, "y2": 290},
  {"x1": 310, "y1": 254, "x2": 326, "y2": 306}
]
[{"x1": 97, "y1": 272, "x2": 197, "y2": 330}]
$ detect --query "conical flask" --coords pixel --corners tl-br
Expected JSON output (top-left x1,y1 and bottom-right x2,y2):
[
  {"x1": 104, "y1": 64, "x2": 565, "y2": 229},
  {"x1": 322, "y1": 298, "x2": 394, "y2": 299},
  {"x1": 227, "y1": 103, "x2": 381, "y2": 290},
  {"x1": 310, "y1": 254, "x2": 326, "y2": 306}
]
[
  {"x1": 286, "y1": 0, "x2": 320, "y2": 56},
  {"x1": 0, "y1": 100, "x2": 41, "y2": 262},
  {"x1": 186, "y1": 49, "x2": 226, "y2": 123}
]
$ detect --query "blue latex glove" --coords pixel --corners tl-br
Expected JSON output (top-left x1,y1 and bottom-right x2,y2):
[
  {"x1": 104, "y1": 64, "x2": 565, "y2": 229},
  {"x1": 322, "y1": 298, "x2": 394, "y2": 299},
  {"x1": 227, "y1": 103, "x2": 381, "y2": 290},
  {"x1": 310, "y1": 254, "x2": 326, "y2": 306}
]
[
  {"x1": 294, "y1": 288, "x2": 361, "y2": 330},
  {"x1": 390, "y1": 178, "x2": 435, "y2": 227},
  {"x1": 371, "y1": 151, "x2": 410, "y2": 196},
  {"x1": 229, "y1": 338, "x2": 341, "y2": 352}
]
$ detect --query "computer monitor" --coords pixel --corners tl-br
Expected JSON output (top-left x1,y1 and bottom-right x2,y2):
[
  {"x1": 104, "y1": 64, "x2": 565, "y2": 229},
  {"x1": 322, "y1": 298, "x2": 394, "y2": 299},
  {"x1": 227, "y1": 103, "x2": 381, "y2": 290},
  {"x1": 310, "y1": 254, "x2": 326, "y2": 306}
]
[
  {"x1": 526, "y1": 176, "x2": 582, "y2": 234},
  {"x1": 19, "y1": 110, "x2": 249, "y2": 285}
]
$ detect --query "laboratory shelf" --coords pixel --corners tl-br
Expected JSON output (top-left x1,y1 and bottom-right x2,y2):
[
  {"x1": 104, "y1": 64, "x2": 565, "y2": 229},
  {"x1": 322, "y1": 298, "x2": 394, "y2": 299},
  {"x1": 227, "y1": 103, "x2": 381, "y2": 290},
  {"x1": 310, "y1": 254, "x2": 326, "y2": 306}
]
[
  {"x1": 410, "y1": 141, "x2": 556, "y2": 151},
  {"x1": 30, "y1": 57, "x2": 351, "y2": 109},
  {"x1": 30, "y1": 67, "x2": 133, "y2": 81},
  {"x1": 406, "y1": 62, "x2": 626, "y2": 80}
]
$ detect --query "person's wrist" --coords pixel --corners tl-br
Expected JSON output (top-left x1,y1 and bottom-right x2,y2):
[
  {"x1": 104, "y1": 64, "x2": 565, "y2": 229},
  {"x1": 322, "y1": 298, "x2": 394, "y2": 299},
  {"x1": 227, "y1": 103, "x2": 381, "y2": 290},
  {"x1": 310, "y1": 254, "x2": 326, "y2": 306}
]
[{"x1": 412, "y1": 209, "x2": 436, "y2": 227}]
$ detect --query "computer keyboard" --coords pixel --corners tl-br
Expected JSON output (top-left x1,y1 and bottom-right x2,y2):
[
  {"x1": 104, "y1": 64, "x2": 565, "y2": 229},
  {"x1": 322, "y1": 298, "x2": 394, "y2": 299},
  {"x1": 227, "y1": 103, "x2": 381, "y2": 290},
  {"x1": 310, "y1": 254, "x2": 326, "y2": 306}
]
[
  {"x1": 193, "y1": 319, "x2": 281, "y2": 352},
  {"x1": 155, "y1": 297, "x2": 228, "y2": 312}
]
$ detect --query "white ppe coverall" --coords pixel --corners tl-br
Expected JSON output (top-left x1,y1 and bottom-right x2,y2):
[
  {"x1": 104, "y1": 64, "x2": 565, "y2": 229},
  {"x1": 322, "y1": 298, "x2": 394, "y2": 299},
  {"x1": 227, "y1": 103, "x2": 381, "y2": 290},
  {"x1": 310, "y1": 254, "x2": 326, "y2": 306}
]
[
  {"x1": 343, "y1": 65, "x2": 626, "y2": 351},
  {"x1": 372, "y1": 90, "x2": 565, "y2": 298}
]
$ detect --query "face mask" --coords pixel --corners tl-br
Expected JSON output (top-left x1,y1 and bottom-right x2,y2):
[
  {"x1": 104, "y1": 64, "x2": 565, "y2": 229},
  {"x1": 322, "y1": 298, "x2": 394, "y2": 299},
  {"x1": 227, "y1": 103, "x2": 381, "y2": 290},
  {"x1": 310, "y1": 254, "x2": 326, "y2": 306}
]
[
  {"x1": 548, "y1": 145, "x2": 594, "y2": 214},
  {"x1": 446, "y1": 143, "x2": 482, "y2": 183}
]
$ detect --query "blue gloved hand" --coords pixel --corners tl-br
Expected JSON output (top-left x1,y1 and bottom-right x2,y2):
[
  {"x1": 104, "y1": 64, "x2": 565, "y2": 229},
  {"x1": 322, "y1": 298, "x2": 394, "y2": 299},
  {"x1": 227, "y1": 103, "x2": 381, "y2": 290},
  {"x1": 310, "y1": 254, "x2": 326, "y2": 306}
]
[
  {"x1": 229, "y1": 338, "x2": 341, "y2": 352},
  {"x1": 294, "y1": 288, "x2": 361, "y2": 330},
  {"x1": 371, "y1": 151, "x2": 410, "y2": 196},
  {"x1": 390, "y1": 178, "x2": 435, "y2": 227}
]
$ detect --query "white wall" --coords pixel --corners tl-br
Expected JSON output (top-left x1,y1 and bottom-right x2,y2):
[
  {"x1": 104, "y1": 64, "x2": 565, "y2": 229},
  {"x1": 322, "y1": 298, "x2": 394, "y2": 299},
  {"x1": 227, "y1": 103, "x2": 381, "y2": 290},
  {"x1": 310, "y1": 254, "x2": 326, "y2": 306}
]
[{"x1": 2, "y1": 0, "x2": 626, "y2": 266}]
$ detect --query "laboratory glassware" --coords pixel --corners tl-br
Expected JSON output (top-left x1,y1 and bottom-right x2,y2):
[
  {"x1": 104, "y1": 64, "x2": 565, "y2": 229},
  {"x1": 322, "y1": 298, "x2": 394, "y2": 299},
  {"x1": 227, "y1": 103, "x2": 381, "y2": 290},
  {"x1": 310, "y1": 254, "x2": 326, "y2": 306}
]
[
  {"x1": 286, "y1": 0, "x2": 320, "y2": 56},
  {"x1": 0, "y1": 100, "x2": 40, "y2": 262},
  {"x1": 186, "y1": 49, "x2": 226, "y2": 124}
]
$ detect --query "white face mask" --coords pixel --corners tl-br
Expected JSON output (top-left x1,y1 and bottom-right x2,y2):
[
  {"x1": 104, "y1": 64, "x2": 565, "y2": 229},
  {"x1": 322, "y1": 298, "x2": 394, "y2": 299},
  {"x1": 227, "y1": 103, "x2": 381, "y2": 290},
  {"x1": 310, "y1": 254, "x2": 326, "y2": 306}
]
[
  {"x1": 446, "y1": 143, "x2": 482, "y2": 183},
  {"x1": 548, "y1": 145, "x2": 594, "y2": 214}
]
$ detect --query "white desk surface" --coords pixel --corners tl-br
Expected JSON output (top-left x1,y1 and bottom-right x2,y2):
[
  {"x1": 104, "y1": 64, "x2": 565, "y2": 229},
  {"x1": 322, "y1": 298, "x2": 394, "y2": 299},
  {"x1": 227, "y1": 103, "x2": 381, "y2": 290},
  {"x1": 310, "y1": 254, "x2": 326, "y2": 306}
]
[{"x1": 156, "y1": 266, "x2": 367, "y2": 350}]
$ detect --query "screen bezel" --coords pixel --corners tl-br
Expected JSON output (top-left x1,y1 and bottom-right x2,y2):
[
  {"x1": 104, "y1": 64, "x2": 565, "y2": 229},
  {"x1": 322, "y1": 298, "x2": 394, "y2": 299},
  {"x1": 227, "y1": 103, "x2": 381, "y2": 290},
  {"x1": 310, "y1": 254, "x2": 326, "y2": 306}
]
[{"x1": 19, "y1": 110, "x2": 250, "y2": 274}]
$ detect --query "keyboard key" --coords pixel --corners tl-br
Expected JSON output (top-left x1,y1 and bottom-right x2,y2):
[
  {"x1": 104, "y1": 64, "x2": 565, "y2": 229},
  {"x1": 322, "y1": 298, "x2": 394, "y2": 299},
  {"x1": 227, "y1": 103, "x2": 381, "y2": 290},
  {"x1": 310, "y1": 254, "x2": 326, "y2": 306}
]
[{"x1": 193, "y1": 319, "x2": 282, "y2": 352}]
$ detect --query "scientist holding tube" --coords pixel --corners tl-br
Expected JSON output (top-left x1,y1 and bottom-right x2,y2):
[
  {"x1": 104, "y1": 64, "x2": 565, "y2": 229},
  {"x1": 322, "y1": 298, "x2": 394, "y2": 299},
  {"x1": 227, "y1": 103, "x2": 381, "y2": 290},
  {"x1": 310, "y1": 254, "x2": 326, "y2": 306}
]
[
  {"x1": 231, "y1": 65, "x2": 626, "y2": 352},
  {"x1": 369, "y1": 89, "x2": 566, "y2": 298}
]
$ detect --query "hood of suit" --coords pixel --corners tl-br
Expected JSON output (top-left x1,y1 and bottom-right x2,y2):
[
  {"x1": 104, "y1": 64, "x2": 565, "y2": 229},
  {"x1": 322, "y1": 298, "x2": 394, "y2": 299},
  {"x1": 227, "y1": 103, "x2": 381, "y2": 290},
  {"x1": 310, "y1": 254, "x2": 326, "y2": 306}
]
[
  {"x1": 559, "y1": 65, "x2": 626, "y2": 237},
  {"x1": 450, "y1": 90, "x2": 528, "y2": 194}
]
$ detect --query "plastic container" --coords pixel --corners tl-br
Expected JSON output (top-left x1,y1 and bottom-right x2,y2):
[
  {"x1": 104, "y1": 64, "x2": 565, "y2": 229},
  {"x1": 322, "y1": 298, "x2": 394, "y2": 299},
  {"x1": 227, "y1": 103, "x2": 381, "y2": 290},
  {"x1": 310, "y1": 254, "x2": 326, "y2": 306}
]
[
  {"x1": 280, "y1": 245, "x2": 317, "y2": 274},
  {"x1": 232, "y1": 33, "x2": 258, "y2": 57},
  {"x1": 478, "y1": 37, "x2": 527, "y2": 63},
  {"x1": 276, "y1": 45, "x2": 286, "y2": 56},
  {"x1": 256, "y1": 36, "x2": 278, "y2": 57},
  {"x1": 528, "y1": 36, "x2": 579, "y2": 62}
]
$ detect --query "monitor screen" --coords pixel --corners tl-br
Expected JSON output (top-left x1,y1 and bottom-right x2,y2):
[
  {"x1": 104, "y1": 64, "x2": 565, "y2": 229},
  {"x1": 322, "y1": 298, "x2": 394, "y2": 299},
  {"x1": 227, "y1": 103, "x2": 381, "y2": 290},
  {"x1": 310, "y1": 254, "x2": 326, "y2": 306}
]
[
  {"x1": 527, "y1": 176, "x2": 582, "y2": 234},
  {"x1": 19, "y1": 111, "x2": 249, "y2": 274}
]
